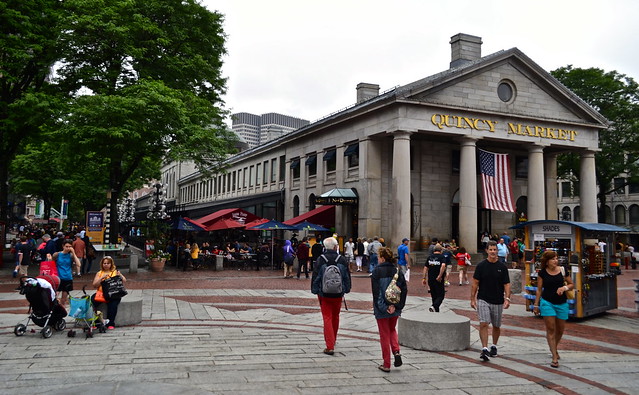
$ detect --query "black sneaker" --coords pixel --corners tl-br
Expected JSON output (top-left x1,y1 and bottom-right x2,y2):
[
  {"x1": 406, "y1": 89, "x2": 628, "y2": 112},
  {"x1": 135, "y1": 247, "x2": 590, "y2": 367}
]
[
  {"x1": 480, "y1": 348, "x2": 490, "y2": 362},
  {"x1": 490, "y1": 345, "x2": 498, "y2": 357},
  {"x1": 393, "y1": 352, "x2": 403, "y2": 367}
]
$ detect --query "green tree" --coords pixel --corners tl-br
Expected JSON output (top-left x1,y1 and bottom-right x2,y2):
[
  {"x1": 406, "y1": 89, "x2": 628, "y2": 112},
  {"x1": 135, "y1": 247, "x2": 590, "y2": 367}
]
[
  {"x1": 55, "y1": 0, "x2": 236, "y2": 241},
  {"x1": 0, "y1": 1, "x2": 62, "y2": 223},
  {"x1": 551, "y1": 66, "x2": 639, "y2": 222}
]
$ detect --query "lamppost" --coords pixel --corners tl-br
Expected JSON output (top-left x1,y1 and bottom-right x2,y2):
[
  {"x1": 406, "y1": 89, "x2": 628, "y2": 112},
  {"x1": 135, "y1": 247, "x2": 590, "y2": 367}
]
[{"x1": 147, "y1": 183, "x2": 169, "y2": 220}]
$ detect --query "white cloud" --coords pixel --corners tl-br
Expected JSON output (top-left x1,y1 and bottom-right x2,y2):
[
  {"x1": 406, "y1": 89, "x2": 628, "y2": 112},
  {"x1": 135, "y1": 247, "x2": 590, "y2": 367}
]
[{"x1": 204, "y1": 0, "x2": 639, "y2": 123}]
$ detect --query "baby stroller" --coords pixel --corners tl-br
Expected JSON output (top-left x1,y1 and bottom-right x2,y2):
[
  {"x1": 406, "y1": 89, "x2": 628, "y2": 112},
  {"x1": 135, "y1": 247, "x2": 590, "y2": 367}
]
[
  {"x1": 67, "y1": 286, "x2": 106, "y2": 338},
  {"x1": 14, "y1": 275, "x2": 67, "y2": 339}
]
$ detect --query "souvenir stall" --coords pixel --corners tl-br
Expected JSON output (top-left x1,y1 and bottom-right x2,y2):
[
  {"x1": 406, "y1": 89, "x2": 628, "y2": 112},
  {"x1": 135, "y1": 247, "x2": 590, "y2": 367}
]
[{"x1": 511, "y1": 220, "x2": 627, "y2": 318}]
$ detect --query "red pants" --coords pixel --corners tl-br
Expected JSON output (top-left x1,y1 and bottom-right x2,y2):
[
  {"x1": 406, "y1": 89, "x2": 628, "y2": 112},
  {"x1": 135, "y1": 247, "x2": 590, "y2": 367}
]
[
  {"x1": 376, "y1": 316, "x2": 400, "y2": 369},
  {"x1": 318, "y1": 296, "x2": 342, "y2": 350}
]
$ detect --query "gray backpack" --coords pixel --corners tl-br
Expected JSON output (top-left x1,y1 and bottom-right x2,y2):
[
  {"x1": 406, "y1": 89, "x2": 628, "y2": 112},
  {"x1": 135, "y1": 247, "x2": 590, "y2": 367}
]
[{"x1": 321, "y1": 255, "x2": 343, "y2": 295}]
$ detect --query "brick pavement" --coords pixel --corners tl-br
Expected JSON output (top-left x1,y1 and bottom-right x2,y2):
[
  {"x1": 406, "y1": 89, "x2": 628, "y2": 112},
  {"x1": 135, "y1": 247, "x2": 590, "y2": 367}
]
[{"x1": 0, "y1": 262, "x2": 637, "y2": 394}]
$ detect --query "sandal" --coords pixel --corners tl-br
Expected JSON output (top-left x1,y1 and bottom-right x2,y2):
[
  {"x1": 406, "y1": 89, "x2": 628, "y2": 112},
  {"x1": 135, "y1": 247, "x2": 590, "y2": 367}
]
[
  {"x1": 323, "y1": 349, "x2": 334, "y2": 355},
  {"x1": 550, "y1": 360, "x2": 559, "y2": 368},
  {"x1": 377, "y1": 365, "x2": 390, "y2": 372}
]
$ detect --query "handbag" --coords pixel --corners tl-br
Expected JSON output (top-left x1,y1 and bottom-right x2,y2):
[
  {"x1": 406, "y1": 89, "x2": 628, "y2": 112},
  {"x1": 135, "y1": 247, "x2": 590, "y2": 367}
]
[
  {"x1": 464, "y1": 254, "x2": 472, "y2": 266},
  {"x1": 39, "y1": 260, "x2": 59, "y2": 277},
  {"x1": 101, "y1": 275, "x2": 128, "y2": 299},
  {"x1": 94, "y1": 289, "x2": 107, "y2": 303},
  {"x1": 559, "y1": 267, "x2": 575, "y2": 299},
  {"x1": 384, "y1": 268, "x2": 402, "y2": 304}
]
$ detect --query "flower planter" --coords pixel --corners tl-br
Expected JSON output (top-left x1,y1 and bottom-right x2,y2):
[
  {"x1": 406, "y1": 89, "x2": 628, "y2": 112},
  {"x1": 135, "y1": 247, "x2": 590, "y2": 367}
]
[{"x1": 149, "y1": 258, "x2": 166, "y2": 272}]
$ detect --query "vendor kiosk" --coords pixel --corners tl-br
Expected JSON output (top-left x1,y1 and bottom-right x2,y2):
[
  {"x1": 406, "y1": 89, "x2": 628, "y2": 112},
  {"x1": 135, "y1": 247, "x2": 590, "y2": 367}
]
[{"x1": 511, "y1": 220, "x2": 627, "y2": 318}]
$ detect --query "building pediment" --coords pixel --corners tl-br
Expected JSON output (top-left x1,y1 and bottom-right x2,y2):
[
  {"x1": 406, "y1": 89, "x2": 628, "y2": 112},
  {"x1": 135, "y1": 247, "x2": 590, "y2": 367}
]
[{"x1": 394, "y1": 48, "x2": 608, "y2": 128}]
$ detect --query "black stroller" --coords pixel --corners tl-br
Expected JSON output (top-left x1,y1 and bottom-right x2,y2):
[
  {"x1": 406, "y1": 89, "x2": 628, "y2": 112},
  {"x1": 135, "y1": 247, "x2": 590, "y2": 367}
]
[{"x1": 14, "y1": 275, "x2": 67, "y2": 338}]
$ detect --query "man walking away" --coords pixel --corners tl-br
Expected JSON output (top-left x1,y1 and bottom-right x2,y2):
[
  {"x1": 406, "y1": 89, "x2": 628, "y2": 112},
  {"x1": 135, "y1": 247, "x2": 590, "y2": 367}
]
[
  {"x1": 397, "y1": 238, "x2": 411, "y2": 277},
  {"x1": 471, "y1": 240, "x2": 511, "y2": 362}
]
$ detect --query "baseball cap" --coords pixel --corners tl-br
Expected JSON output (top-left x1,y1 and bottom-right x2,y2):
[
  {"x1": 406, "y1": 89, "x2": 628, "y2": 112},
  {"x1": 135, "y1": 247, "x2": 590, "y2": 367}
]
[{"x1": 402, "y1": 238, "x2": 409, "y2": 242}]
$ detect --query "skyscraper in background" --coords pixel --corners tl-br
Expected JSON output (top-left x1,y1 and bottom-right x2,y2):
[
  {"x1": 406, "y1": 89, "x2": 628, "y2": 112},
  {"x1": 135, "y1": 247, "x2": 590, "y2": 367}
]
[{"x1": 231, "y1": 112, "x2": 309, "y2": 149}]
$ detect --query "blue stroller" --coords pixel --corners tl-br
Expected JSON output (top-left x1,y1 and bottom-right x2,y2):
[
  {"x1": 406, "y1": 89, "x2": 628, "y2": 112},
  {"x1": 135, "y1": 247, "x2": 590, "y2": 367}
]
[{"x1": 68, "y1": 286, "x2": 106, "y2": 338}]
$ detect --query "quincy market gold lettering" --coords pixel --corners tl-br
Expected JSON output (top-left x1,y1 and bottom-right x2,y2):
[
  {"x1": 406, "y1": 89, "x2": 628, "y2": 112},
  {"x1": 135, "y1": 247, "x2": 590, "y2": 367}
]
[
  {"x1": 507, "y1": 123, "x2": 578, "y2": 141},
  {"x1": 431, "y1": 114, "x2": 496, "y2": 132},
  {"x1": 430, "y1": 113, "x2": 579, "y2": 143}
]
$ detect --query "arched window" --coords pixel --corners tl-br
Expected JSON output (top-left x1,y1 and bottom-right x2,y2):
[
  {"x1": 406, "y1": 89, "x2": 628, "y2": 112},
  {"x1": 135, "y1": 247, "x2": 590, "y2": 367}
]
[
  {"x1": 561, "y1": 206, "x2": 571, "y2": 221},
  {"x1": 629, "y1": 205, "x2": 639, "y2": 225},
  {"x1": 573, "y1": 206, "x2": 580, "y2": 222},
  {"x1": 293, "y1": 195, "x2": 300, "y2": 218},
  {"x1": 615, "y1": 205, "x2": 626, "y2": 225},
  {"x1": 309, "y1": 194, "x2": 316, "y2": 211}
]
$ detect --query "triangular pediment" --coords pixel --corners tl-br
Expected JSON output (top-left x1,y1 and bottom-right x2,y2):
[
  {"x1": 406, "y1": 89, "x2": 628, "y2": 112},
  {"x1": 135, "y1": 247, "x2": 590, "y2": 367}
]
[{"x1": 396, "y1": 49, "x2": 608, "y2": 127}]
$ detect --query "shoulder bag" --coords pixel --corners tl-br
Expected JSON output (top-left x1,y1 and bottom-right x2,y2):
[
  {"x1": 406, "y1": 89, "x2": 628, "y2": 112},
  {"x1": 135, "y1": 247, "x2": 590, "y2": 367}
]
[
  {"x1": 559, "y1": 266, "x2": 575, "y2": 299},
  {"x1": 101, "y1": 274, "x2": 128, "y2": 299},
  {"x1": 384, "y1": 268, "x2": 402, "y2": 304}
]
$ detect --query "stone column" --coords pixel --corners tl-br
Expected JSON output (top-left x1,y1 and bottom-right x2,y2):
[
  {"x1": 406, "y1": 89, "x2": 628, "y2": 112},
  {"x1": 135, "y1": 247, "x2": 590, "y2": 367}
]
[
  {"x1": 544, "y1": 153, "x2": 558, "y2": 220},
  {"x1": 580, "y1": 150, "x2": 598, "y2": 222},
  {"x1": 459, "y1": 138, "x2": 478, "y2": 254},
  {"x1": 360, "y1": 138, "x2": 382, "y2": 238},
  {"x1": 527, "y1": 145, "x2": 545, "y2": 221},
  {"x1": 391, "y1": 131, "x2": 412, "y2": 246}
]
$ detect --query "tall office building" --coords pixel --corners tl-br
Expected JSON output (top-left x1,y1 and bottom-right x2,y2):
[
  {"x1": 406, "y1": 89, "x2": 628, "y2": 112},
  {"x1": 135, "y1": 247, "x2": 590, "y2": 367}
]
[{"x1": 231, "y1": 112, "x2": 309, "y2": 149}]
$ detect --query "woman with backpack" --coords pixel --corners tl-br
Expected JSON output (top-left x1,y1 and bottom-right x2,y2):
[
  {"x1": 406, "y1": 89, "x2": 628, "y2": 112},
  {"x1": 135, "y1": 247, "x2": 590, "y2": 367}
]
[
  {"x1": 371, "y1": 247, "x2": 408, "y2": 372},
  {"x1": 311, "y1": 237, "x2": 351, "y2": 355}
]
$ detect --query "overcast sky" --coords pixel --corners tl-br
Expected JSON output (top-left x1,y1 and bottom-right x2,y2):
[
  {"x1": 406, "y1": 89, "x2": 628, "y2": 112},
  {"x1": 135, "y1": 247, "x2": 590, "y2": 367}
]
[{"x1": 202, "y1": 0, "x2": 639, "y2": 124}]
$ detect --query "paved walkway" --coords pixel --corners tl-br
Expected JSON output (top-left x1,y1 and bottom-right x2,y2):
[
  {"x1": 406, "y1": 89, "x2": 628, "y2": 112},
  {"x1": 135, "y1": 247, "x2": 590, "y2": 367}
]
[{"x1": 0, "y1": 262, "x2": 637, "y2": 395}]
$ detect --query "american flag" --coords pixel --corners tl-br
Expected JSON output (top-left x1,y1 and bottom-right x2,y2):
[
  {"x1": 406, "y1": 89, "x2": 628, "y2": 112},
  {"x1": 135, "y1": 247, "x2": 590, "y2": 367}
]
[{"x1": 478, "y1": 149, "x2": 515, "y2": 212}]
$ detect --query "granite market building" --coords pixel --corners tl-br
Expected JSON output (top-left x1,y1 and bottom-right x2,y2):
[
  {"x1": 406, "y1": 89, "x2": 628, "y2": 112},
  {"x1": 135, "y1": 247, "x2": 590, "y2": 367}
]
[{"x1": 154, "y1": 33, "x2": 606, "y2": 254}]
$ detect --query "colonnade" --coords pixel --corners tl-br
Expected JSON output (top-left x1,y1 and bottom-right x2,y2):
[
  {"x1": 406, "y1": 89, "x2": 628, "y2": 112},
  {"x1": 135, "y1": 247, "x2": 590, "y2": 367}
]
[{"x1": 389, "y1": 132, "x2": 598, "y2": 254}]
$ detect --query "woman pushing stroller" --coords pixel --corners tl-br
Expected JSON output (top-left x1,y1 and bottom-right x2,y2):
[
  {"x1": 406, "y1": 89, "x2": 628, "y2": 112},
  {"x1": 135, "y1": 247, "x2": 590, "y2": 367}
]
[{"x1": 91, "y1": 256, "x2": 126, "y2": 329}]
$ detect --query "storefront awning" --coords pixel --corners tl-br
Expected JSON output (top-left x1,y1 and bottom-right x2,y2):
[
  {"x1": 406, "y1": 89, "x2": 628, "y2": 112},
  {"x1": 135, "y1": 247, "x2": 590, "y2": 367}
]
[
  {"x1": 344, "y1": 143, "x2": 359, "y2": 157},
  {"x1": 510, "y1": 220, "x2": 629, "y2": 232},
  {"x1": 283, "y1": 205, "x2": 335, "y2": 226},
  {"x1": 305, "y1": 155, "x2": 317, "y2": 166},
  {"x1": 194, "y1": 208, "x2": 262, "y2": 228},
  {"x1": 314, "y1": 188, "x2": 358, "y2": 205}
]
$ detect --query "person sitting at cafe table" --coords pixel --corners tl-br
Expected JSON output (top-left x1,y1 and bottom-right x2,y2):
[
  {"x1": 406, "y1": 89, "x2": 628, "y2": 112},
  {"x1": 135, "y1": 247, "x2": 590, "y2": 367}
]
[{"x1": 240, "y1": 242, "x2": 253, "y2": 254}]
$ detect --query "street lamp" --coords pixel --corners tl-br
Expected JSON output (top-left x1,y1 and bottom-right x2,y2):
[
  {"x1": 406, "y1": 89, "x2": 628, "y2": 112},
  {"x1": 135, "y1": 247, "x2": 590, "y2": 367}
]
[{"x1": 147, "y1": 183, "x2": 169, "y2": 220}]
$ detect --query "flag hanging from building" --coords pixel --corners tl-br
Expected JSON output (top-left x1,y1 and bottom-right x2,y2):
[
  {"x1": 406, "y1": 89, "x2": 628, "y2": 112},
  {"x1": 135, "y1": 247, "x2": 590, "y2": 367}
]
[{"x1": 478, "y1": 149, "x2": 515, "y2": 212}]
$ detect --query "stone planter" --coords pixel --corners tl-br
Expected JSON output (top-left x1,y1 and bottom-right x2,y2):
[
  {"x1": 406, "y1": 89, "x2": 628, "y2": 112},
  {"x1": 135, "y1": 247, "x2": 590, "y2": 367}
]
[{"x1": 149, "y1": 258, "x2": 166, "y2": 272}]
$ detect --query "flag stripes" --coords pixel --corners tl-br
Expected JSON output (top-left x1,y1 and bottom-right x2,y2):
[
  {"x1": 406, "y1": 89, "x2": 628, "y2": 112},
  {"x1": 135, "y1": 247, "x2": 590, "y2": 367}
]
[{"x1": 478, "y1": 149, "x2": 515, "y2": 212}]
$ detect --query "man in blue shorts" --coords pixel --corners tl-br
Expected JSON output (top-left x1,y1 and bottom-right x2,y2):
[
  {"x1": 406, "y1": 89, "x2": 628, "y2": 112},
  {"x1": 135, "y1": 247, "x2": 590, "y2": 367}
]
[{"x1": 471, "y1": 240, "x2": 511, "y2": 362}]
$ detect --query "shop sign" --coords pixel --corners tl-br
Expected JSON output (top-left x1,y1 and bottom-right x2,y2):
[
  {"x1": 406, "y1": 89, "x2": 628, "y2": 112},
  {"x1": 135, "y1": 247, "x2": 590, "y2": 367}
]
[
  {"x1": 314, "y1": 196, "x2": 358, "y2": 205},
  {"x1": 430, "y1": 113, "x2": 579, "y2": 143},
  {"x1": 531, "y1": 224, "x2": 572, "y2": 235},
  {"x1": 86, "y1": 211, "x2": 104, "y2": 231}
]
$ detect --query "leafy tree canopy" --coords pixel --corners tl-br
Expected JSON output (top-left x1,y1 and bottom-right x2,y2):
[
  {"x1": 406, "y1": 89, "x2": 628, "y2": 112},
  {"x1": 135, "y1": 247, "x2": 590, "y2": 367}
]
[{"x1": 551, "y1": 66, "x2": 639, "y2": 221}]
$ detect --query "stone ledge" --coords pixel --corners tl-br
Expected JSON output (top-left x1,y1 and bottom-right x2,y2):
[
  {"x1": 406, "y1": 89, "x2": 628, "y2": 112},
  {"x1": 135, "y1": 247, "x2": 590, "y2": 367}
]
[
  {"x1": 94, "y1": 297, "x2": 142, "y2": 326},
  {"x1": 398, "y1": 310, "x2": 470, "y2": 351}
]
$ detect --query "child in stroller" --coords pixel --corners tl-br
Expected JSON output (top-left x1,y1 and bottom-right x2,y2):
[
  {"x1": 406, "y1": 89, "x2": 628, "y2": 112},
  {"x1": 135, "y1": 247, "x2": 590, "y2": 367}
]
[
  {"x1": 68, "y1": 286, "x2": 107, "y2": 338},
  {"x1": 14, "y1": 275, "x2": 67, "y2": 338}
]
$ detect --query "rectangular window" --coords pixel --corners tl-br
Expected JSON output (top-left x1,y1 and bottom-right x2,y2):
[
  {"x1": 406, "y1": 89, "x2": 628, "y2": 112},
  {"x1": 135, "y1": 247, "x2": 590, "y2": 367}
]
[
  {"x1": 452, "y1": 150, "x2": 460, "y2": 174},
  {"x1": 614, "y1": 177, "x2": 625, "y2": 193},
  {"x1": 249, "y1": 166, "x2": 254, "y2": 187},
  {"x1": 291, "y1": 157, "x2": 301, "y2": 179},
  {"x1": 629, "y1": 182, "x2": 639, "y2": 194},
  {"x1": 515, "y1": 156, "x2": 528, "y2": 178},
  {"x1": 279, "y1": 155, "x2": 286, "y2": 181},
  {"x1": 561, "y1": 181, "x2": 571, "y2": 198},
  {"x1": 243, "y1": 167, "x2": 248, "y2": 188},
  {"x1": 256, "y1": 163, "x2": 262, "y2": 185},
  {"x1": 324, "y1": 149, "x2": 336, "y2": 172},
  {"x1": 232, "y1": 171, "x2": 236, "y2": 191},
  {"x1": 263, "y1": 161, "x2": 268, "y2": 185},
  {"x1": 344, "y1": 143, "x2": 359, "y2": 168},
  {"x1": 306, "y1": 155, "x2": 317, "y2": 176},
  {"x1": 271, "y1": 158, "x2": 277, "y2": 182}
]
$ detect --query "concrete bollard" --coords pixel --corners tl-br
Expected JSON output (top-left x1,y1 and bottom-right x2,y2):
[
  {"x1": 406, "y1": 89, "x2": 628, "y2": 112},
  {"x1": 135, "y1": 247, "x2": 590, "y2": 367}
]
[
  {"x1": 129, "y1": 254, "x2": 138, "y2": 273},
  {"x1": 216, "y1": 255, "x2": 224, "y2": 271},
  {"x1": 399, "y1": 310, "x2": 470, "y2": 351},
  {"x1": 508, "y1": 269, "x2": 522, "y2": 294}
]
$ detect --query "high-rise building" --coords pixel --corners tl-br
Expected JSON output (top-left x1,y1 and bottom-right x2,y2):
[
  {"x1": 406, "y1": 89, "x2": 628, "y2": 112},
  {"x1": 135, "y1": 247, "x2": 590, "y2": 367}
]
[{"x1": 231, "y1": 112, "x2": 309, "y2": 149}]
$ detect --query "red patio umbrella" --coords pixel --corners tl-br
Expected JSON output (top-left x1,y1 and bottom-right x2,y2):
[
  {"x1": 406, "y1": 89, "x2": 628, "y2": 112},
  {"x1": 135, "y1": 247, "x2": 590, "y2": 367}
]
[{"x1": 206, "y1": 217, "x2": 246, "y2": 231}]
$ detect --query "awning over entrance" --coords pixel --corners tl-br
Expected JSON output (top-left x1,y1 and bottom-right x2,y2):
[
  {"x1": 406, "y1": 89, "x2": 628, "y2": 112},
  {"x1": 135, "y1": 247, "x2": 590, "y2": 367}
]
[
  {"x1": 510, "y1": 220, "x2": 629, "y2": 232},
  {"x1": 194, "y1": 208, "x2": 262, "y2": 228},
  {"x1": 314, "y1": 188, "x2": 358, "y2": 205},
  {"x1": 284, "y1": 205, "x2": 335, "y2": 226}
]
